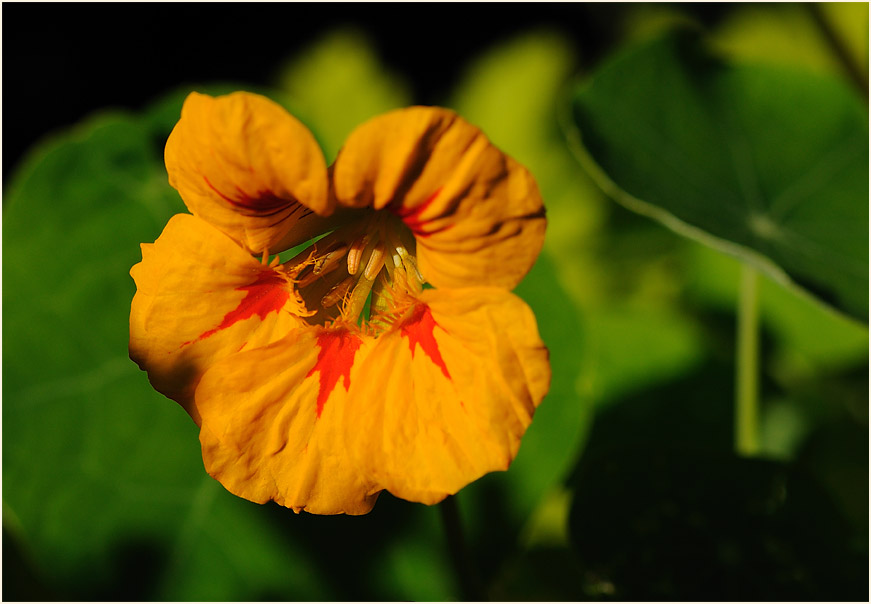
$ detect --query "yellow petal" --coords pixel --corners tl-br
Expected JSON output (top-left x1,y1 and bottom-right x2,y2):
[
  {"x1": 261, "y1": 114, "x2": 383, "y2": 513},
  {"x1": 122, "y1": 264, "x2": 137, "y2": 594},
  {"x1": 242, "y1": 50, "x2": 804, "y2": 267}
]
[
  {"x1": 331, "y1": 107, "x2": 546, "y2": 290},
  {"x1": 165, "y1": 91, "x2": 332, "y2": 254},
  {"x1": 345, "y1": 288, "x2": 550, "y2": 504},
  {"x1": 129, "y1": 213, "x2": 309, "y2": 420},
  {"x1": 195, "y1": 326, "x2": 379, "y2": 515}
]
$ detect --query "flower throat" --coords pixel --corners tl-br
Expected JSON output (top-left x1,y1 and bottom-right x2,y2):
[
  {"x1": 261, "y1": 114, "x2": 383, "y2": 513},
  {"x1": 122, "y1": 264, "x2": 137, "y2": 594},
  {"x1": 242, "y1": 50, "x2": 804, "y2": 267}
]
[{"x1": 281, "y1": 210, "x2": 425, "y2": 334}]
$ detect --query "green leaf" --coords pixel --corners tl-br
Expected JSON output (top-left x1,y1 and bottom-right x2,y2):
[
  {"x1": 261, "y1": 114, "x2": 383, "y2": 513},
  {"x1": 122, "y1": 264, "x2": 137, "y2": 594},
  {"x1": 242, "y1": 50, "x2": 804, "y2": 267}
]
[
  {"x1": 567, "y1": 360, "x2": 867, "y2": 600},
  {"x1": 684, "y1": 240, "x2": 868, "y2": 377},
  {"x1": 276, "y1": 29, "x2": 412, "y2": 162},
  {"x1": 0, "y1": 91, "x2": 341, "y2": 600},
  {"x1": 567, "y1": 30, "x2": 869, "y2": 321},
  {"x1": 710, "y1": 4, "x2": 852, "y2": 78},
  {"x1": 447, "y1": 37, "x2": 714, "y2": 587}
]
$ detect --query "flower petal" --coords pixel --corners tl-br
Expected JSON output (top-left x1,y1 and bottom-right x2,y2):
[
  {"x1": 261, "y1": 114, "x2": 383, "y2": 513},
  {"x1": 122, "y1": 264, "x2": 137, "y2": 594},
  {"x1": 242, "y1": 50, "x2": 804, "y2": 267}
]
[
  {"x1": 331, "y1": 107, "x2": 546, "y2": 289},
  {"x1": 195, "y1": 326, "x2": 379, "y2": 515},
  {"x1": 345, "y1": 288, "x2": 551, "y2": 504},
  {"x1": 165, "y1": 91, "x2": 332, "y2": 254},
  {"x1": 129, "y1": 213, "x2": 309, "y2": 420}
]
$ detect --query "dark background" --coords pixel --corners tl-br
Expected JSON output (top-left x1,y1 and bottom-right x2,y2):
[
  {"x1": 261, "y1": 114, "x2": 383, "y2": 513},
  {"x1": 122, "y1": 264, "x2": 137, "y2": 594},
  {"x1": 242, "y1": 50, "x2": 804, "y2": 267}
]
[{"x1": 2, "y1": 2, "x2": 729, "y2": 181}]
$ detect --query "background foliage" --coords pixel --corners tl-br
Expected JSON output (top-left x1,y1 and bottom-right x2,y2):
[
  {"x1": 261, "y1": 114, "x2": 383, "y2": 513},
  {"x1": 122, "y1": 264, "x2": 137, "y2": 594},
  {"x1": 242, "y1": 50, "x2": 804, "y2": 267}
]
[{"x1": 3, "y1": 3, "x2": 868, "y2": 600}]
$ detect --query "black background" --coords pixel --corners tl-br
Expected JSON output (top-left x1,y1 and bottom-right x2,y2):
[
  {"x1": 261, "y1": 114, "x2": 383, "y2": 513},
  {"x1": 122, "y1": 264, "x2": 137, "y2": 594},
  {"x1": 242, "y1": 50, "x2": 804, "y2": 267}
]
[{"x1": 1, "y1": 2, "x2": 728, "y2": 182}]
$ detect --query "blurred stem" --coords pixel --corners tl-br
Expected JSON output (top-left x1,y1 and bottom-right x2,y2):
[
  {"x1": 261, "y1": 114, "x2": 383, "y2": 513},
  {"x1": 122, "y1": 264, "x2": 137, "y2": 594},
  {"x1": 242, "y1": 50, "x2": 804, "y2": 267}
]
[
  {"x1": 735, "y1": 264, "x2": 760, "y2": 456},
  {"x1": 439, "y1": 496, "x2": 486, "y2": 601}
]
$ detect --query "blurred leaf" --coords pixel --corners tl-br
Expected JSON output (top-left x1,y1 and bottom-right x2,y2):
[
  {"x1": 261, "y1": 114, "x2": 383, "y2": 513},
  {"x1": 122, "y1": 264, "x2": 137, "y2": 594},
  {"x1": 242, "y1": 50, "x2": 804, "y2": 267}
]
[
  {"x1": 818, "y1": 2, "x2": 870, "y2": 75},
  {"x1": 0, "y1": 91, "x2": 340, "y2": 600},
  {"x1": 711, "y1": 4, "x2": 848, "y2": 77},
  {"x1": 449, "y1": 30, "x2": 608, "y2": 308},
  {"x1": 567, "y1": 30, "x2": 869, "y2": 321},
  {"x1": 446, "y1": 34, "x2": 606, "y2": 588},
  {"x1": 684, "y1": 240, "x2": 868, "y2": 378},
  {"x1": 453, "y1": 251, "x2": 590, "y2": 588},
  {"x1": 452, "y1": 30, "x2": 707, "y2": 411},
  {"x1": 276, "y1": 28, "x2": 412, "y2": 162},
  {"x1": 489, "y1": 545, "x2": 588, "y2": 601},
  {"x1": 568, "y1": 364, "x2": 867, "y2": 600},
  {"x1": 711, "y1": 3, "x2": 869, "y2": 93}
]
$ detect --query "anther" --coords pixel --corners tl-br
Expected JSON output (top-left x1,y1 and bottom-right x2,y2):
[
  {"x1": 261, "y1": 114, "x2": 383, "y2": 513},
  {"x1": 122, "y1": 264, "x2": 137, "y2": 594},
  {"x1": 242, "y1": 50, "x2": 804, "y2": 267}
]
[
  {"x1": 296, "y1": 266, "x2": 319, "y2": 288},
  {"x1": 321, "y1": 276, "x2": 355, "y2": 308},
  {"x1": 347, "y1": 234, "x2": 370, "y2": 276},
  {"x1": 344, "y1": 275, "x2": 375, "y2": 322},
  {"x1": 363, "y1": 242, "x2": 386, "y2": 281},
  {"x1": 312, "y1": 244, "x2": 348, "y2": 276},
  {"x1": 395, "y1": 244, "x2": 425, "y2": 286}
]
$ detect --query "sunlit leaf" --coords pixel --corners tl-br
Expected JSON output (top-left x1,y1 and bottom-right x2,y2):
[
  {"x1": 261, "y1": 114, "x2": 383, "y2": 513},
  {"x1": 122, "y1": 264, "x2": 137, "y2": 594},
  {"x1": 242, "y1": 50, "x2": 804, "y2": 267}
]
[
  {"x1": 567, "y1": 30, "x2": 869, "y2": 321},
  {"x1": 276, "y1": 28, "x2": 412, "y2": 162},
  {"x1": 711, "y1": 4, "x2": 848, "y2": 77}
]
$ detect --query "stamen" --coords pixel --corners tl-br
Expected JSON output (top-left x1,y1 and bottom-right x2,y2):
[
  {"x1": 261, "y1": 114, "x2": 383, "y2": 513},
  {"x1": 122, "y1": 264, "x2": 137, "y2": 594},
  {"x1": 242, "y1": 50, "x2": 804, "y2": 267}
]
[
  {"x1": 363, "y1": 242, "x2": 386, "y2": 280},
  {"x1": 313, "y1": 244, "x2": 348, "y2": 276},
  {"x1": 343, "y1": 275, "x2": 375, "y2": 321},
  {"x1": 321, "y1": 276, "x2": 355, "y2": 308},
  {"x1": 394, "y1": 244, "x2": 425, "y2": 290},
  {"x1": 296, "y1": 266, "x2": 320, "y2": 288},
  {"x1": 347, "y1": 234, "x2": 370, "y2": 276}
]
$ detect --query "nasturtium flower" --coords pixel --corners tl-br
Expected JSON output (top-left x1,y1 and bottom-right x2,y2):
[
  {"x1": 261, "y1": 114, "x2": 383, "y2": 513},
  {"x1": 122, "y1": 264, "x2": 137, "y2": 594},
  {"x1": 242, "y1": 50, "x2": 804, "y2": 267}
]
[{"x1": 130, "y1": 91, "x2": 551, "y2": 515}]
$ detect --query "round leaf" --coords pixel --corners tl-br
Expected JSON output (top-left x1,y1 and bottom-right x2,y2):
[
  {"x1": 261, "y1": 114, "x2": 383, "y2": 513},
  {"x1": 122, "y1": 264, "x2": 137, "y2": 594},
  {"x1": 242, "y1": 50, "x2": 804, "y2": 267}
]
[{"x1": 567, "y1": 31, "x2": 869, "y2": 321}]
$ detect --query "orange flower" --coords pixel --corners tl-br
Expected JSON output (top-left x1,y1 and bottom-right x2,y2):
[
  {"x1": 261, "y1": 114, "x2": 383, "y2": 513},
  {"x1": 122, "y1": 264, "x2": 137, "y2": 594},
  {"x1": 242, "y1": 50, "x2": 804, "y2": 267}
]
[{"x1": 130, "y1": 91, "x2": 551, "y2": 514}]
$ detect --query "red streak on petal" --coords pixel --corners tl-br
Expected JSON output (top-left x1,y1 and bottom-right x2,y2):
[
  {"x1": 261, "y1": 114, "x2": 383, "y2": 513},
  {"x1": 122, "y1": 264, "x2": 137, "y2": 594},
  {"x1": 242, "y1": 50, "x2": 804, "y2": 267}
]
[
  {"x1": 400, "y1": 304, "x2": 451, "y2": 380},
  {"x1": 393, "y1": 188, "x2": 454, "y2": 238},
  {"x1": 182, "y1": 270, "x2": 289, "y2": 346},
  {"x1": 306, "y1": 329, "x2": 362, "y2": 418},
  {"x1": 203, "y1": 175, "x2": 291, "y2": 214}
]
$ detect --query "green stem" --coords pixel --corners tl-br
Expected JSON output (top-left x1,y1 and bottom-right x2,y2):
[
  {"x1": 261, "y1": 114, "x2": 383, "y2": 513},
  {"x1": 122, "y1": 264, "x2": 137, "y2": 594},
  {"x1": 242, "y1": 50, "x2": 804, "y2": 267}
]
[
  {"x1": 735, "y1": 264, "x2": 760, "y2": 456},
  {"x1": 439, "y1": 496, "x2": 486, "y2": 601}
]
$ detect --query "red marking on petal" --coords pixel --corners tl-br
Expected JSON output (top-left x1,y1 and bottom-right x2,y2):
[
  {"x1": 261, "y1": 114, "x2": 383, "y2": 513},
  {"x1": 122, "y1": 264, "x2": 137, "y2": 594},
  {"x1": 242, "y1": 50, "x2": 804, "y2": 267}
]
[
  {"x1": 400, "y1": 304, "x2": 451, "y2": 380},
  {"x1": 306, "y1": 329, "x2": 362, "y2": 418},
  {"x1": 182, "y1": 269, "x2": 289, "y2": 346},
  {"x1": 393, "y1": 188, "x2": 454, "y2": 238},
  {"x1": 204, "y1": 175, "x2": 291, "y2": 214}
]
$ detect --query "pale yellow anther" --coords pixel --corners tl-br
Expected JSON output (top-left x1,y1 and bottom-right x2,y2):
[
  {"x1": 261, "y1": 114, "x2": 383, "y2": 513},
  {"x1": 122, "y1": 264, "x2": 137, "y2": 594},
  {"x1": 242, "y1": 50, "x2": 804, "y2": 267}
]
[
  {"x1": 363, "y1": 242, "x2": 386, "y2": 281},
  {"x1": 321, "y1": 276, "x2": 355, "y2": 308},
  {"x1": 347, "y1": 234, "x2": 370, "y2": 276}
]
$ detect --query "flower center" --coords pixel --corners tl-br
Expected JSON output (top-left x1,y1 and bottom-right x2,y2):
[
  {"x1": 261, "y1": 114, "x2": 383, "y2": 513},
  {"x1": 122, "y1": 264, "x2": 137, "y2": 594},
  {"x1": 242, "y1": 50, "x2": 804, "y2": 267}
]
[{"x1": 284, "y1": 209, "x2": 425, "y2": 333}]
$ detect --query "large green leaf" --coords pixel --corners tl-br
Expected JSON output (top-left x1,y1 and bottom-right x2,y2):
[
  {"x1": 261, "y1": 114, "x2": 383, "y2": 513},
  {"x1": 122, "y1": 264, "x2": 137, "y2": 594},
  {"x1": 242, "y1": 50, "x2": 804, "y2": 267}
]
[
  {"x1": 0, "y1": 90, "x2": 344, "y2": 601},
  {"x1": 567, "y1": 30, "x2": 869, "y2": 321}
]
